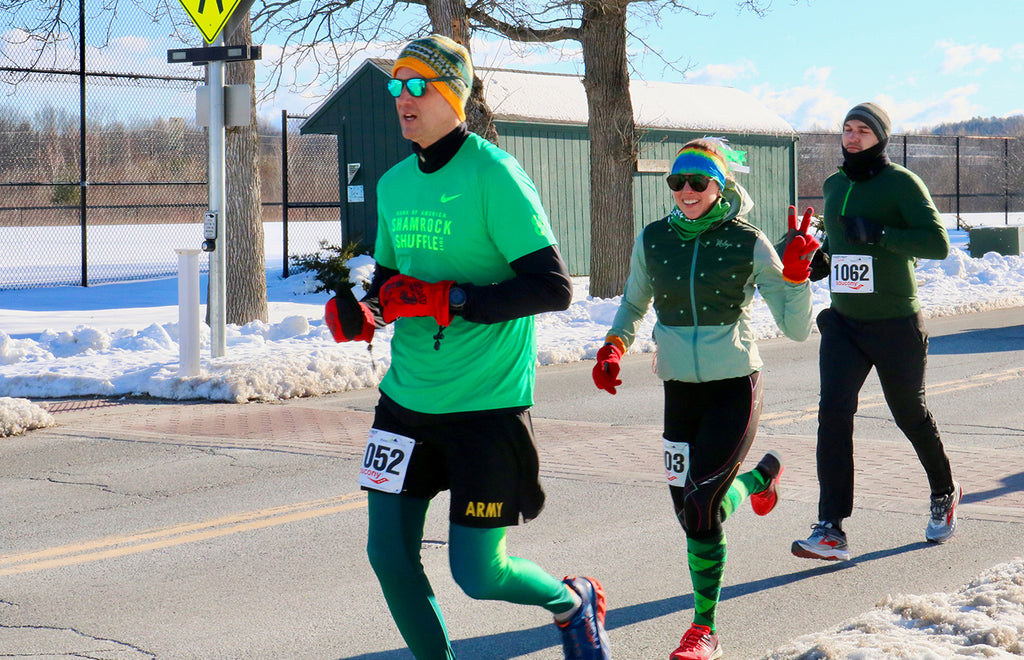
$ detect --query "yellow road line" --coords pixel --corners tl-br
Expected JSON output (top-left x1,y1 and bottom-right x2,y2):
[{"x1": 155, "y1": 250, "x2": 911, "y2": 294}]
[
  {"x1": 761, "y1": 367, "x2": 1024, "y2": 426},
  {"x1": 0, "y1": 491, "x2": 368, "y2": 576}
]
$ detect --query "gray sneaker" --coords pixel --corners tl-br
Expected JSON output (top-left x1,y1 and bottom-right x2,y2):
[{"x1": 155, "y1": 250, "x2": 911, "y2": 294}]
[
  {"x1": 926, "y1": 481, "x2": 962, "y2": 544},
  {"x1": 791, "y1": 522, "x2": 850, "y2": 561}
]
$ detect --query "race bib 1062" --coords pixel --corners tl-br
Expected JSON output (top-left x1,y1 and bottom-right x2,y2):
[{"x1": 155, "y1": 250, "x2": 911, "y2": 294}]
[
  {"x1": 830, "y1": 254, "x2": 874, "y2": 293},
  {"x1": 358, "y1": 429, "x2": 415, "y2": 494}
]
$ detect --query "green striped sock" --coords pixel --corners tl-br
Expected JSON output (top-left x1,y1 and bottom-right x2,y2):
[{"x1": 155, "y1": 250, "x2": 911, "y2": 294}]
[
  {"x1": 687, "y1": 532, "x2": 727, "y2": 631},
  {"x1": 720, "y1": 470, "x2": 766, "y2": 521}
]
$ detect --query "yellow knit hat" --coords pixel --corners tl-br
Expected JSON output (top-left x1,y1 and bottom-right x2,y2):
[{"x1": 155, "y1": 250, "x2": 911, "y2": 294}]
[{"x1": 392, "y1": 35, "x2": 473, "y2": 122}]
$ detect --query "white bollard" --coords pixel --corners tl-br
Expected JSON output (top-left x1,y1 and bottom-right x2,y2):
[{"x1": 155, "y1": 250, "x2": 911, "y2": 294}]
[{"x1": 176, "y1": 249, "x2": 203, "y2": 377}]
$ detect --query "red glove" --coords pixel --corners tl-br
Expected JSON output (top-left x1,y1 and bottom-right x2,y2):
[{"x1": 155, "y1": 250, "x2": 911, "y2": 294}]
[
  {"x1": 592, "y1": 342, "x2": 624, "y2": 394},
  {"x1": 781, "y1": 206, "x2": 822, "y2": 284},
  {"x1": 325, "y1": 287, "x2": 375, "y2": 343},
  {"x1": 380, "y1": 274, "x2": 454, "y2": 326}
]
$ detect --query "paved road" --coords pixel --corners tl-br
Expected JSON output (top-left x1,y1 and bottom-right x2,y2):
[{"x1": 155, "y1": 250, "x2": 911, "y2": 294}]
[{"x1": 0, "y1": 307, "x2": 1021, "y2": 659}]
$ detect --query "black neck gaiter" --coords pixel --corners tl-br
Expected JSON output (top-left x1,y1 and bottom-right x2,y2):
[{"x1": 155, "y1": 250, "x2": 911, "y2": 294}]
[
  {"x1": 841, "y1": 141, "x2": 890, "y2": 182},
  {"x1": 413, "y1": 123, "x2": 470, "y2": 174}
]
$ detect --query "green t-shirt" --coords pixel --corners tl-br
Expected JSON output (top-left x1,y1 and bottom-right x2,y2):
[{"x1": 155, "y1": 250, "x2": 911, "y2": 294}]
[{"x1": 374, "y1": 133, "x2": 558, "y2": 414}]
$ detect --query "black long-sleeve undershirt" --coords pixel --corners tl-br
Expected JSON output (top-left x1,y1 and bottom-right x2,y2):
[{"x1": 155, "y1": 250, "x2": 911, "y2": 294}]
[{"x1": 360, "y1": 245, "x2": 572, "y2": 326}]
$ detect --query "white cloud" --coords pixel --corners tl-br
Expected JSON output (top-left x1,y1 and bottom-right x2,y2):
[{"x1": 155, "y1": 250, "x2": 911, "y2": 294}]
[
  {"x1": 0, "y1": 27, "x2": 75, "y2": 69},
  {"x1": 748, "y1": 67, "x2": 849, "y2": 131},
  {"x1": 684, "y1": 59, "x2": 758, "y2": 86},
  {"x1": 881, "y1": 85, "x2": 983, "y2": 131},
  {"x1": 803, "y1": 66, "x2": 831, "y2": 86},
  {"x1": 746, "y1": 63, "x2": 995, "y2": 133},
  {"x1": 937, "y1": 40, "x2": 1003, "y2": 74},
  {"x1": 109, "y1": 35, "x2": 152, "y2": 55}
]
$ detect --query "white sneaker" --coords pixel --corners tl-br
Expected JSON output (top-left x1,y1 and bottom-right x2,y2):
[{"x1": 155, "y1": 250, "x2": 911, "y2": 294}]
[
  {"x1": 791, "y1": 522, "x2": 850, "y2": 561},
  {"x1": 926, "y1": 481, "x2": 962, "y2": 543}
]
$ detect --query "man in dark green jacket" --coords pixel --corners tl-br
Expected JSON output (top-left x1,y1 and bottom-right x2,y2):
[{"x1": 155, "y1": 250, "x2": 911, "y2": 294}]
[{"x1": 792, "y1": 103, "x2": 962, "y2": 561}]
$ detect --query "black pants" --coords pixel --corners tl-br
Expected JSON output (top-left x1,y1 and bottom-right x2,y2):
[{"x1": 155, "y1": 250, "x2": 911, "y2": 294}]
[
  {"x1": 665, "y1": 373, "x2": 763, "y2": 539},
  {"x1": 816, "y1": 307, "x2": 954, "y2": 521}
]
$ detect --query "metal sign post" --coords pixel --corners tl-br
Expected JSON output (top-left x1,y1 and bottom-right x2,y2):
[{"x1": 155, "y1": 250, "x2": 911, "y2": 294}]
[
  {"x1": 168, "y1": 0, "x2": 259, "y2": 360},
  {"x1": 207, "y1": 34, "x2": 227, "y2": 357}
]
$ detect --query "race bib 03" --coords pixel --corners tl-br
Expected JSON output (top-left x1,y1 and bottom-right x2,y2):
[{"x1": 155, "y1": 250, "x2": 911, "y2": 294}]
[
  {"x1": 663, "y1": 439, "x2": 691, "y2": 486},
  {"x1": 830, "y1": 254, "x2": 874, "y2": 293},
  {"x1": 358, "y1": 429, "x2": 415, "y2": 494}
]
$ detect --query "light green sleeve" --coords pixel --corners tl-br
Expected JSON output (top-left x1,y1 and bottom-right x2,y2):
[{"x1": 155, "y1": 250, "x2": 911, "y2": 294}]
[
  {"x1": 608, "y1": 231, "x2": 653, "y2": 349},
  {"x1": 752, "y1": 233, "x2": 813, "y2": 342}
]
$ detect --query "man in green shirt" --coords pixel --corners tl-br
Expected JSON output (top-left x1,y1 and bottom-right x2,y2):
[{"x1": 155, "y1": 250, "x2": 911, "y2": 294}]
[
  {"x1": 792, "y1": 103, "x2": 962, "y2": 562},
  {"x1": 324, "y1": 35, "x2": 611, "y2": 659}
]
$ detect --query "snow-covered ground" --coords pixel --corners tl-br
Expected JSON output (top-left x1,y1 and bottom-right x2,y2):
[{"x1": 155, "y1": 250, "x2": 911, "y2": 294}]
[
  {"x1": 1, "y1": 218, "x2": 1023, "y2": 656},
  {"x1": 2, "y1": 221, "x2": 1021, "y2": 408}
]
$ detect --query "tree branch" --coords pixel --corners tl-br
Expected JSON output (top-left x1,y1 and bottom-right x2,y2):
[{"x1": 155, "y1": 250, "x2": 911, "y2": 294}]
[{"x1": 466, "y1": 8, "x2": 580, "y2": 43}]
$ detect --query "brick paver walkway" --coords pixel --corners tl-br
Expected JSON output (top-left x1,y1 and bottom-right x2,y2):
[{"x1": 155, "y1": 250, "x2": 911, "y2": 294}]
[{"x1": 41, "y1": 396, "x2": 1024, "y2": 524}]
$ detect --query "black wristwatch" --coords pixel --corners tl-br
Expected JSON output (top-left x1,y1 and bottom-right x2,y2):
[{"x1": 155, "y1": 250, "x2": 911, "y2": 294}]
[{"x1": 449, "y1": 286, "x2": 467, "y2": 313}]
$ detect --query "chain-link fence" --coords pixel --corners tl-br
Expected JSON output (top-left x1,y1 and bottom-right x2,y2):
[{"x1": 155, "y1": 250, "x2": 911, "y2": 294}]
[
  {"x1": 278, "y1": 111, "x2": 341, "y2": 279},
  {"x1": 0, "y1": 2, "x2": 341, "y2": 291},
  {"x1": 798, "y1": 134, "x2": 1024, "y2": 228},
  {"x1": 2, "y1": 2, "x2": 1020, "y2": 291}
]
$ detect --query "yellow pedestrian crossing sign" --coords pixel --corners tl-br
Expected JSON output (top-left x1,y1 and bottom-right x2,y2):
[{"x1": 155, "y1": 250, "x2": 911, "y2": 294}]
[{"x1": 178, "y1": 0, "x2": 244, "y2": 44}]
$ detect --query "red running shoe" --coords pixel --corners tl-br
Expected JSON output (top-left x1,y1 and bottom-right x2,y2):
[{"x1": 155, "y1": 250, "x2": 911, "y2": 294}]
[
  {"x1": 669, "y1": 623, "x2": 722, "y2": 660},
  {"x1": 750, "y1": 450, "x2": 784, "y2": 516}
]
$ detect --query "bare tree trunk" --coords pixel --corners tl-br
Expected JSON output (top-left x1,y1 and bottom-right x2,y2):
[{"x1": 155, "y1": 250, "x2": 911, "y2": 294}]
[
  {"x1": 223, "y1": 14, "x2": 268, "y2": 324},
  {"x1": 465, "y1": 75, "x2": 498, "y2": 145},
  {"x1": 580, "y1": 0, "x2": 636, "y2": 298},
  {"x1": 426, "y1": 0, "x2": 499, "y2": 144}
]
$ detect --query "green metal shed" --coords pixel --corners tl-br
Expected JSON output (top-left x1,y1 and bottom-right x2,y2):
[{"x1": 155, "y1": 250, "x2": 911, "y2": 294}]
[{"x1": 302, "y1": 60, "x2": 799, "y2": 275}]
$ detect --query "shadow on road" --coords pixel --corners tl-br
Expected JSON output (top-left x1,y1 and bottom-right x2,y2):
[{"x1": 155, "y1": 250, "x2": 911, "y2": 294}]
[
  {"x1": 929, "y1": 324, "x2": 1024, "y2": 355},
  {"x1": 338, "y1": 542, "x2": 930, "y2": 660},
  {"x1": 962, "y1": 471, "x2": 1024, "y2": 505}
]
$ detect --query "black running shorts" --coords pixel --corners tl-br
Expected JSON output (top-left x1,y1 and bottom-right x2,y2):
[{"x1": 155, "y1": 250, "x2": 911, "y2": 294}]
[{"x1": 367, "y1": 394, "x2": 546, "y2": 528}]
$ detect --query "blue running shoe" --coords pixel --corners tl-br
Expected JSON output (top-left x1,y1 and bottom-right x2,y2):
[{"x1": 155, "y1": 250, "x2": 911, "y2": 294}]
[{"x1": 557, "y1": 576, "x2": 612, "y2": 659}]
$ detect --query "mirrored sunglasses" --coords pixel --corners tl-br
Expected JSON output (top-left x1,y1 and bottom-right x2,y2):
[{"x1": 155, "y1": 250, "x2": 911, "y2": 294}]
[
  {"x1": 666, "y1": 173, "x2": 713, "y2": 193},
  {"x1": 386, "y1": 76, "x2": 458, "y2": 98}
]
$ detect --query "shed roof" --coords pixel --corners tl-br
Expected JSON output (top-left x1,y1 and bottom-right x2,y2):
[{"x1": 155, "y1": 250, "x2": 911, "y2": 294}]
[{"x1": 333, "y1": 59, "x2": 795, "y2": 136}]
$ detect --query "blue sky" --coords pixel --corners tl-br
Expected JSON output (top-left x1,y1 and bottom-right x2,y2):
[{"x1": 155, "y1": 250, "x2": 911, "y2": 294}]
[
  {"x1": 259, "y1": 0, "x2": 1023, "y2": 132},
  {"x1": 3, "y1": 0, "x2": 1021, "y2": 133},
  {"x1": 640, "y1": 0, "x2": 1024, "y2": 131},
  {"x1": 461, "y1": 0, "x2": 1024, "y2": 132}
]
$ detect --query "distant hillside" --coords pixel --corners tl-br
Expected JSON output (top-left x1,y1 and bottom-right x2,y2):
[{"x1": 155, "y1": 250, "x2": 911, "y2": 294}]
[{"x1": 923, "y1": 115, "x2": 1024, "y2": 137}]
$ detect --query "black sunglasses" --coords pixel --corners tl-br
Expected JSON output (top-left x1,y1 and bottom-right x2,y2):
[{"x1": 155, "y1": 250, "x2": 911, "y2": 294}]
[
  {"x1": 666, "y1": 173, "x2": 713, "y2": 193},
  {"x1": 386, "y1": 76, "x2": 458, "y2": 98}
]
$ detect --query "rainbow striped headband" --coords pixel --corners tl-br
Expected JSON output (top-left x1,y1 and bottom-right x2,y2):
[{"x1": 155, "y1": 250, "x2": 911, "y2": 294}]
[{"x1": 670, "y1": 147, "x2": 728, "y2": 191}]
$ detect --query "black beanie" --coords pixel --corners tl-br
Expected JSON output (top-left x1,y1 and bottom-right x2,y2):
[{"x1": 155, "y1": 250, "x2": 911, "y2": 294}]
[{"x1": 845, "y1": 103, "x2": 891, "y2": 144}]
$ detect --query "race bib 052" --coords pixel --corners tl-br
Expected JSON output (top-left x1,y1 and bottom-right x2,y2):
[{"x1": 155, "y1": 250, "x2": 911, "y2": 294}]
[{"x1": 358, "y1": 429, "x2": 415, "y2": 494}]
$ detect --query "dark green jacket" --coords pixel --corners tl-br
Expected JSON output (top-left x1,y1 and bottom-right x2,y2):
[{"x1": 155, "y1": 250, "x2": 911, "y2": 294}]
[
  {"x1": 821, "y1": 162, "x2": 949, "y2": 320},
  {"x1": 609, "y1": 182, "x2": 812, "y2": 383}
]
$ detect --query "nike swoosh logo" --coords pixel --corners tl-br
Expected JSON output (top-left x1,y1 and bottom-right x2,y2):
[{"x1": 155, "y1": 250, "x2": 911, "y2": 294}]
[{"x1": 440, "y1": 193, "x2": 462, "y2": 203}]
